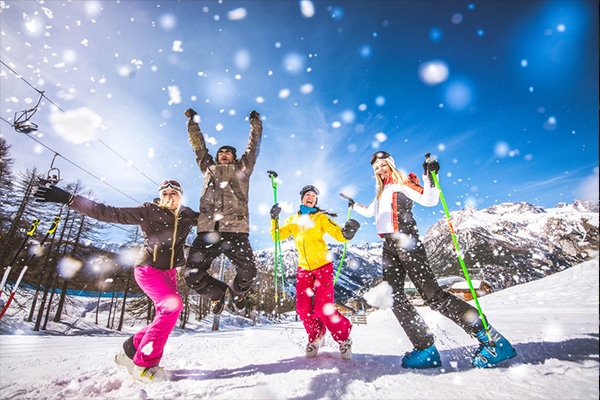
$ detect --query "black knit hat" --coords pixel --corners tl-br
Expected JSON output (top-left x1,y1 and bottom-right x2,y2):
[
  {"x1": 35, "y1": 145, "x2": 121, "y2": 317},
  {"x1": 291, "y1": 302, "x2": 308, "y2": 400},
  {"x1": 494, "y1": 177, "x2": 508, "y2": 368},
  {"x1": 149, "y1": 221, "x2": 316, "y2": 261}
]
[{"x1": 217, "y1": 145, "x2": 237, "y2": 159}]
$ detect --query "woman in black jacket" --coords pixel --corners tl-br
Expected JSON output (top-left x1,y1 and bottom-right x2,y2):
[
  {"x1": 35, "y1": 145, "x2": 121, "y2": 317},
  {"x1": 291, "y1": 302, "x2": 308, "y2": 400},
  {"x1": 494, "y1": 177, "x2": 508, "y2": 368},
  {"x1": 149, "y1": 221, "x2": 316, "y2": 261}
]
[{"x1": 35, "y1": 179, "x2": 198, "y2": 383}]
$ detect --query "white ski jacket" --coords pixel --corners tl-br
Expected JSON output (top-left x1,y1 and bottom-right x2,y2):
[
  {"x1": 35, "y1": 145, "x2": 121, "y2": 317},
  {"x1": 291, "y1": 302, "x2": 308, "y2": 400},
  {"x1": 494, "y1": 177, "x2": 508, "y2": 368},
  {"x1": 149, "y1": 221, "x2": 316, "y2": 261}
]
[{"x1": 353, "y1": 173, "x2": 439, "y2": 235}]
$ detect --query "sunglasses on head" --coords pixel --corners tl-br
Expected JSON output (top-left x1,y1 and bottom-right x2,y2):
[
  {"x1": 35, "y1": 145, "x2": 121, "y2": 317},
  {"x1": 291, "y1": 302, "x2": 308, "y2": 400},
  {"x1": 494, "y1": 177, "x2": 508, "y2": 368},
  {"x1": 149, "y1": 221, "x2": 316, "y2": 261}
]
[
  {"x1": 159, "y1": 180, "x2": 182, "y2": 192},
  {"x1": 370, "y1": 151, "x2": 392, "y2": 165}
]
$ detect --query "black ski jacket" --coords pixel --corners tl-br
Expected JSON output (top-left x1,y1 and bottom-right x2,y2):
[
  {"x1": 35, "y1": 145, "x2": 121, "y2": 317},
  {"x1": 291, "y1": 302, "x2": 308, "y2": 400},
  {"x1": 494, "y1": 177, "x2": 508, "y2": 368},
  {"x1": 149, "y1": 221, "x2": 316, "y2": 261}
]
[{"x1": 69, "y1": 196, "x2": 198, "y2": 270}]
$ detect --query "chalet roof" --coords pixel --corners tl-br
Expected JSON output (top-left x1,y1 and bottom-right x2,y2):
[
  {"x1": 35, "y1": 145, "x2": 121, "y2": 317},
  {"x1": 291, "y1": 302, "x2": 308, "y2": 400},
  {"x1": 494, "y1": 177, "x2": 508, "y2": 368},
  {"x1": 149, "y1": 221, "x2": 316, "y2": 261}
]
[{"x1": 450, "y1": 280, "x2": 492, "y2": 290}]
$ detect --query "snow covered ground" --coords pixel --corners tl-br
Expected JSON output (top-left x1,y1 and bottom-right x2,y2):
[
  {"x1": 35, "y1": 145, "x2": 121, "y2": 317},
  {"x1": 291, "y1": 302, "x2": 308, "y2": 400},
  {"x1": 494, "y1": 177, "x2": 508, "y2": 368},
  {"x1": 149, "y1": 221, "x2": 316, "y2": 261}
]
[{"x1": 0, "y1": 257, "x2": 598, "y2": 400}]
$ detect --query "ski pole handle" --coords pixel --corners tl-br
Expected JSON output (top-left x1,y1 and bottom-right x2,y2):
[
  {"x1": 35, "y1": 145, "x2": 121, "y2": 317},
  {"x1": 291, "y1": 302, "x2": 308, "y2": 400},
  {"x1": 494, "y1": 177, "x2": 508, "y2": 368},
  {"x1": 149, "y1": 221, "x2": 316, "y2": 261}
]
[
  {"x1": 48, "y1": 216, "x2": 61, "y2": 235},
  {"x1": 267, "y1": 170, "x2": 279, "y2": 202},
  {"x1": 340, "y1": 193, "x2": 355, "y2": 210},
  {"x1": 27, "y1": 218, "x2": 41, "y2": 236}
]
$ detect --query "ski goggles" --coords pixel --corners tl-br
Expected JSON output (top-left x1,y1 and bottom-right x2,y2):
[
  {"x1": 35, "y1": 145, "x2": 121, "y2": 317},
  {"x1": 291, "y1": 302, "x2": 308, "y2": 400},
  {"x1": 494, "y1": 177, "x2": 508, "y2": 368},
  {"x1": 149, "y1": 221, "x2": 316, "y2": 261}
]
[
  {"x1": 370, "y1": 151, "x2": 393, "y2": 165},
  {"x1": 300, "y1": 185, "x2": 320, "y2": 197},
  {"x1": 158, "y1": 179, "x2": 183, "y2": 195}
]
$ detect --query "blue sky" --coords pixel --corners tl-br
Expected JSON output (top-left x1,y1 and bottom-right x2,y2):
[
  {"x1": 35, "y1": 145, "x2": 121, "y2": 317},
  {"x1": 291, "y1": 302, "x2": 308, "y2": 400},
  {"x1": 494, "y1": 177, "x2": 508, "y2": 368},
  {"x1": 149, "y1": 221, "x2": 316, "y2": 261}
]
[{"x1": 1, "y1": 0, "x2": 598, "y2": 250}]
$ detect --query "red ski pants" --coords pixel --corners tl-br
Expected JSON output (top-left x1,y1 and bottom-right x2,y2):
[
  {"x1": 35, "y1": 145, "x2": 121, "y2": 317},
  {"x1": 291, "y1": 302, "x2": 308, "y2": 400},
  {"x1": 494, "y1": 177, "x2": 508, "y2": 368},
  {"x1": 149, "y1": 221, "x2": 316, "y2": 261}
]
[
  {"x1": 132, "y1": 266, "x2": 183, "y2": 368},
  {"x1": 296, "y1": 263, "x2": 351, "y2": 343}
]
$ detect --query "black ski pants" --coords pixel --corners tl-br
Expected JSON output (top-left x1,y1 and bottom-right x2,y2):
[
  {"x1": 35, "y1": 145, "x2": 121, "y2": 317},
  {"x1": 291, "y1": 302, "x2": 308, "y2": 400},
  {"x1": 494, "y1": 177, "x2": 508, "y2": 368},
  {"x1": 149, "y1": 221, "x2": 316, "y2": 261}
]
[
  {"x1": 381, "y1": 233, "x2": 485, "y2": 350},
  {"x1": 184, "y1": 232, "x2": 257, "y2": 301}
]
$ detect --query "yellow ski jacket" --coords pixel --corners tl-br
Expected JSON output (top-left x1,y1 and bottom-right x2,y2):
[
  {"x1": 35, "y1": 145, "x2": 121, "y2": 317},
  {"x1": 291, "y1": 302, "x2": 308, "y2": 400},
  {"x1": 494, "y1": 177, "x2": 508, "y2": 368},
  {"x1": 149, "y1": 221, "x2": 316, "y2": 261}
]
[{"x1": 271, "y1": 211, "x2": 349, "y2": 271}]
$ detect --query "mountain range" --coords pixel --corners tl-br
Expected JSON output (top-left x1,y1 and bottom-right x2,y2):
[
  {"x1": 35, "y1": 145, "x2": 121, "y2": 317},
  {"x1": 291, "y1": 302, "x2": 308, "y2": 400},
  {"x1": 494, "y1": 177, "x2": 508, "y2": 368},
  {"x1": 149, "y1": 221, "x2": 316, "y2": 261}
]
[{"x1": 253, "y1": 200, "x2": 599, "y2": 303}]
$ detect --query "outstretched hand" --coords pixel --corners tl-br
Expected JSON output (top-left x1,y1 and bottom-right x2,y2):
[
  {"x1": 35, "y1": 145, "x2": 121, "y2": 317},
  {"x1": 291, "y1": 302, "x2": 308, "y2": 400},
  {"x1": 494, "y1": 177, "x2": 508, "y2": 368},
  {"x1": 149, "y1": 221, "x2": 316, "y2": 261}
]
[
  {"x1": 270, "y1": 203, "x2": 281, "y2": 220},
  {"x1": 339, "y1": 193, "x2": 355, "y2": 208},
  {"x1": 342, "y1": 219, "x2": 360, "y2": 240},
  {"x1": 423, "y1": 156, "x2": 441, "y2": 187},
  {"x1": 249, "y1": 110, "x2": 260, "y2": 120},
  {"x1": 184, "y1": 108, "x2": 197, "y2": 119},
  {"x1": 34, "y1": 185, "x2": 74, "y2": 205}
]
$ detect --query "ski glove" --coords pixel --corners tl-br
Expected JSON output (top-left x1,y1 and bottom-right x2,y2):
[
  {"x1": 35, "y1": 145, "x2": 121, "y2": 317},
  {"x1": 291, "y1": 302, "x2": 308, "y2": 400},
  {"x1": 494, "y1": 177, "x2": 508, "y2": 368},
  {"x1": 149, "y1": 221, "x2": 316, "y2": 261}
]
[
  {"x1": 342, "y1": 219, "x2": 360, "y2": 240},
  {"x1": 270, "y1": 203, "x2": 281, "y2": 220},
  {"x1": 184, "y1": 108, "x2": 197, "y2": 119},
  {"x1": 34, "y1": 185, "x2": 74, "y2": 205},
  {"x1": 249, "y1": 110, "x2": 260, "y2": 120},
  {"x1": 423, "y1": 159, "x2": 440, "y2": 187}
]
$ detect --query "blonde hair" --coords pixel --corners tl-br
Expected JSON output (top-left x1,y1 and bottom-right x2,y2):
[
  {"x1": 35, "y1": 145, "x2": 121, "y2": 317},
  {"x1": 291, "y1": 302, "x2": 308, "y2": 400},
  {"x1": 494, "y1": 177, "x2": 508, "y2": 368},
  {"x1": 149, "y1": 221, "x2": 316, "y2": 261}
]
[{"x1": 374, "y1": 160, "x2": 410, "y2": 200}]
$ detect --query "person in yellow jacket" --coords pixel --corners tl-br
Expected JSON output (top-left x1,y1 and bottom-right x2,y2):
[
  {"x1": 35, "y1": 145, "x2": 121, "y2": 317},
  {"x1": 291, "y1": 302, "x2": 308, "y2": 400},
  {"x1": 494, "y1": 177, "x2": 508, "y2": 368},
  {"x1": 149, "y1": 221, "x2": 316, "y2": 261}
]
[{"x1": 270, "y1": 185, "x2": 360, "y2": 360}]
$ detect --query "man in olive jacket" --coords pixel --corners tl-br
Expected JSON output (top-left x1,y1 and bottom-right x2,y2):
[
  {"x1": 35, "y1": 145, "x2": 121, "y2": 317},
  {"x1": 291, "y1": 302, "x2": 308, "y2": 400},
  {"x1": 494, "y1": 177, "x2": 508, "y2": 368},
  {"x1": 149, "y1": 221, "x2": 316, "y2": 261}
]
[{"x1": 183, "y1": 108, "x2": 262, "y2": 315}]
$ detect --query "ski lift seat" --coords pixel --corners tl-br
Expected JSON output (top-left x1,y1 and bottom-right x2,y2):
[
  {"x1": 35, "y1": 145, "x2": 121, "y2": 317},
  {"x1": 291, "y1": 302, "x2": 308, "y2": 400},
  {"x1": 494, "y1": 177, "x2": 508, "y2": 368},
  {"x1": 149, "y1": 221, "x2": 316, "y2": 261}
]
[{"x1": 14, "y1": 120, "x2": 38, "y2": 134}]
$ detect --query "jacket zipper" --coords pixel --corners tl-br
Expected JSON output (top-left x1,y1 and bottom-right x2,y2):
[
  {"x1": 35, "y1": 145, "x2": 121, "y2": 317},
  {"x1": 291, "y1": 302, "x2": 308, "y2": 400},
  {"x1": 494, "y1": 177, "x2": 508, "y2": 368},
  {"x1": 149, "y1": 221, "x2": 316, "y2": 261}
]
[{"x1": 169, "y1": 210, "x2": 180, "y2": 269}]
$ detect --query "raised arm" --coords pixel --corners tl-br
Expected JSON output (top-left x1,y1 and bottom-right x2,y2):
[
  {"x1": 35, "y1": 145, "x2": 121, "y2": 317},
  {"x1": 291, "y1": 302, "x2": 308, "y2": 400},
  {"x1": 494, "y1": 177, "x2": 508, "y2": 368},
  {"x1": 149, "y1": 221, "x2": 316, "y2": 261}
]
[
  {"x1": 34, "y1": 185, "x2": 148, "y2": 225},
  {"x1": 239, "y1": 110, "x2": 263, "y2": 174},
  {"x1": 185, "y1": 108, "x2": 213, "y2": 173}
]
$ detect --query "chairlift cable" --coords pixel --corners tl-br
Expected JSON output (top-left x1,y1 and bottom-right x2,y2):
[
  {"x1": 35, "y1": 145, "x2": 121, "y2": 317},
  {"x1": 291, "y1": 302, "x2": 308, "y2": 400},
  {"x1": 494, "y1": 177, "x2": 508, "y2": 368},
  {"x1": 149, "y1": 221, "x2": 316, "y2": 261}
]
[
  {"x1": 0, "y1": 59, "x2": 64, "y2": 113},
  {"x1": 1, "y1": 60, "x2": 160, "y2": 187},
  {"x1": 95, "y1": 137, "x2": 159, "y2": 186},
  {"x1": 26, "y1": 135, "x2": 142, "y2": 204},
  {"x1": 1, "y1": 61, "x2": 170, "y2": 238}
]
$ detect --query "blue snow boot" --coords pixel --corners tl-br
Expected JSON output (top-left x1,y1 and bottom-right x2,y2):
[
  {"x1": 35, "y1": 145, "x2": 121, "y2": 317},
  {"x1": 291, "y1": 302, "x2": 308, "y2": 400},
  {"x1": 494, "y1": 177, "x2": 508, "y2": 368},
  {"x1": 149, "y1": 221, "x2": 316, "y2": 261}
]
[
  {"x1": 472, "y1": 326, "x2": 517, "y2": 368},
  {"x1": 401, "y1": 344, "x2": 442, "y2": 369}
]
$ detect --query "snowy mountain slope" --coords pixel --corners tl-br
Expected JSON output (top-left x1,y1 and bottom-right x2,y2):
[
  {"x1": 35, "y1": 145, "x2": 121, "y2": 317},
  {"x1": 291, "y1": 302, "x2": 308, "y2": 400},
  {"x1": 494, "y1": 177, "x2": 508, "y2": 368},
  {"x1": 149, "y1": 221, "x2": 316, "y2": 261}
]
[
  {"x1": 0, "y1": 257, "x2": 597, "y2": 400},
  {"x1": 424, "y1": 200, "x2": 598, "y2": 289}
]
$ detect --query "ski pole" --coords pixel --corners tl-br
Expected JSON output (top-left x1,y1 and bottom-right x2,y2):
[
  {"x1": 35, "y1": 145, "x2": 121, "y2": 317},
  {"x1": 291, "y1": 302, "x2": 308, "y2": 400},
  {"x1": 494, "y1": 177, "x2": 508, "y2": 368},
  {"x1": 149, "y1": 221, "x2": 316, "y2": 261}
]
[
  {"x1": 0, "y1": 267, "x2": 11, "y2": 298},
  {"x1": 334, "y1": 193, "x2": 353, "y2": 285},
  {"x1": 0, "y1": 267, "x2": 28, "y2": 319},
  {"x1": 267, "y1": 170, "x2": 285, "y2": 302},
  {"x1": 429, "y1": 167, "x2": 490, "y2": 334},
  {"x1": 0, "y1": 215, "x2": 61, "y2": 320},
  {"x1": 0, "y1": 218, "x2": 40, "y2": 297},
  {"x1": 8, "y1": 218, "x2": 41, "y2": 266}
]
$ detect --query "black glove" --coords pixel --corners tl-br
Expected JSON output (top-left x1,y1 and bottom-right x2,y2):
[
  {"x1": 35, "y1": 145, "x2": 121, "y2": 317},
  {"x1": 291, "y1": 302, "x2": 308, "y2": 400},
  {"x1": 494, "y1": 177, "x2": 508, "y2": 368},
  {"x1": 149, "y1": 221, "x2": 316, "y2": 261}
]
[
  {"x1": 184, "y1": 108, "x2": 197, "y2": 119},
  {"x1": 340, "y1": 193, "x2": 355, "y2": 208},
  {"x1": 34, "y1": 185, "x2": 73, "y2": 204},
  {"x1": 270, "y1": 203, "x2": 281, "y2": 220},
  {"x1": 428, "y1": 160, "x2": 440, "y2": 174},
  {"x1": 342, "y1": 219, "x2": 360, "y2": 240},
  {"x1": 249, "y1": 110, "x2": 260, "y2": 120},
  {"x1": 423, "y1": 156, "x2": 440, "y2": 188}
]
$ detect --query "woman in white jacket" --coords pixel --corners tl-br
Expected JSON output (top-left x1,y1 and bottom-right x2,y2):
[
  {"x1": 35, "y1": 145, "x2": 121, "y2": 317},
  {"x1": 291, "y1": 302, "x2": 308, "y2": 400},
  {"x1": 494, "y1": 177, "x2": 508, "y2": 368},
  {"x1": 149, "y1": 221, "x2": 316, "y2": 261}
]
[{"x1": 352, "y1": 151, "x2": 516, "y2": 369}]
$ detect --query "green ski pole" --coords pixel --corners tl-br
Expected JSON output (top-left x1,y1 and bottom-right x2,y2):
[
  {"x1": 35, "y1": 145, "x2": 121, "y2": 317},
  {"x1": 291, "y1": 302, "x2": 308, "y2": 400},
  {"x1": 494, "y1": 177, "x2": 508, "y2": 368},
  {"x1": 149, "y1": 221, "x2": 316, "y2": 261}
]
[
  {"x1": 334, "y1": 193, "x2": 354, "y2": 285},
  {"x1": 267, "y1": 170, "x2": 285, "y2": 302},
  {"x1": 428, "y1": 161, "x2": 490, "y2": 335}
]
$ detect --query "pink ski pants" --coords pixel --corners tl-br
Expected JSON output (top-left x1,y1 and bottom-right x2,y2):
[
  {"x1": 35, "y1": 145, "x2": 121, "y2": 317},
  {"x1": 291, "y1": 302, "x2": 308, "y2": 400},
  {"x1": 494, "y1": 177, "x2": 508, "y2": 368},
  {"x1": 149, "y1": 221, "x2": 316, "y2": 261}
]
[
  {"x1": 132, "y1": 266, "x2": 183, "y2": 368},
  {"x1": 296, "y1": 262, "x2": 352, "y2": 343}
]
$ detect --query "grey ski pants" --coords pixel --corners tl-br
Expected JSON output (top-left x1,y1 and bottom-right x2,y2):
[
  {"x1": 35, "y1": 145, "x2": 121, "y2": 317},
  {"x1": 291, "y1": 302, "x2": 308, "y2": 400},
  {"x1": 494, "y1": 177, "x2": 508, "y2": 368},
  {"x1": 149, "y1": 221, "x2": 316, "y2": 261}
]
[{"x1": 381, "y1": 234, "x2": 485, "y2": 350}]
